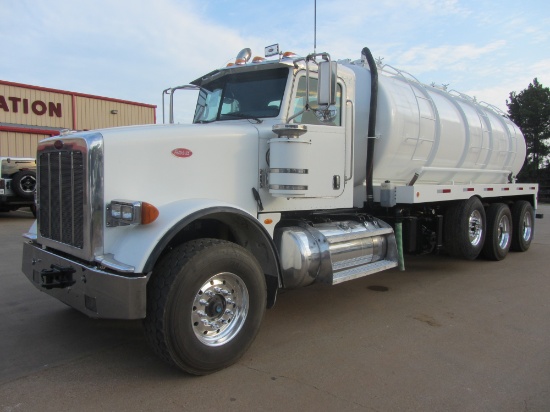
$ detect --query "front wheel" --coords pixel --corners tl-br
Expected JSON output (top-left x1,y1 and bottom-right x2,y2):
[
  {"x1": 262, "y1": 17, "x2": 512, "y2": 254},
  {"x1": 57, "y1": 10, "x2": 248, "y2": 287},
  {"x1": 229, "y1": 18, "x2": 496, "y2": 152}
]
[{"x1": 143, "y1": 239, "x2": 266, "y2": 375}]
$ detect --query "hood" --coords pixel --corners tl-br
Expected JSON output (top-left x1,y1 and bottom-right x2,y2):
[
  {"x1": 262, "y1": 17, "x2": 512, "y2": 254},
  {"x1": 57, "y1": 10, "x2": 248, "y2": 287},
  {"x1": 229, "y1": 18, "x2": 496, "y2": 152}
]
[{"x1": 100, "y1": 122, "x2": 262, "y2": 213}]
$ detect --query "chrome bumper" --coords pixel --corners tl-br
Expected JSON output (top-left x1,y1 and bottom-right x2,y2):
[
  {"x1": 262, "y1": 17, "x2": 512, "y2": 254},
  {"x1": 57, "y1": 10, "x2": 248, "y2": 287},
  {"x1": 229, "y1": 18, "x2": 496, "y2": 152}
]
[{"x1": 22, "y1": 242, "x2": 148, "y2": 319}]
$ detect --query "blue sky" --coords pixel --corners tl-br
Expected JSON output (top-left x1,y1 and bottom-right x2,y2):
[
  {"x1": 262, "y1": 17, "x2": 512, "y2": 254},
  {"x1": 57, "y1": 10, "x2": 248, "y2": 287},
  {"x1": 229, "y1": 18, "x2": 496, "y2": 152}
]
[{"x1": 1, "y1": 0, "x2": 549, "y2": 121}]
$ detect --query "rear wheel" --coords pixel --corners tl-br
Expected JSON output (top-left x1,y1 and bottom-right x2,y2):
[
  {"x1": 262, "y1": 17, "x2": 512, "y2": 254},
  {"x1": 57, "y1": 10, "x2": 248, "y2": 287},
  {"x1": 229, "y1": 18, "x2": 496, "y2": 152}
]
[
  {"x1": 482, "y1": 203, "x2": 512, "y2": 261},
  {"x1": 444, "y1": 197, "x2": 486, "y2": 260},
  {"x1": 511, "y1": 201, "x2": 534, "y2": 252},
  {"x1": 143, "y1": 239, "x2": 266, "y2": 375}
]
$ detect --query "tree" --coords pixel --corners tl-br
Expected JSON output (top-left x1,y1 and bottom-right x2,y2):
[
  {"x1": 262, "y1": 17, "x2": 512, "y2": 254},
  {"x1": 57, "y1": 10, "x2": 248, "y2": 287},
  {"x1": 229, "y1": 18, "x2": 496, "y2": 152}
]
[{"x1": 507, "y1": 78, "x2": 550, "y2": 181}]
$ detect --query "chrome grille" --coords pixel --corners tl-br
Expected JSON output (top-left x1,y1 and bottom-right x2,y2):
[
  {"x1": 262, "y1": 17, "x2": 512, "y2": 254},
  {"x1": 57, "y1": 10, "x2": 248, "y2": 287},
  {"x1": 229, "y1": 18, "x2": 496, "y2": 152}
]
[{"x1": 38, "y1": 151, "x2": 85, "y2": 248}]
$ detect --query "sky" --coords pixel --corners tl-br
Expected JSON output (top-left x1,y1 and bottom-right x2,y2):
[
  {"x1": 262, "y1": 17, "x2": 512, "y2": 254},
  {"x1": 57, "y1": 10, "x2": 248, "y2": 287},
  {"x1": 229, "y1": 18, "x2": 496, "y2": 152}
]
[{"x1": 1, "y1": 0, "x2": 549, "y2": 122}]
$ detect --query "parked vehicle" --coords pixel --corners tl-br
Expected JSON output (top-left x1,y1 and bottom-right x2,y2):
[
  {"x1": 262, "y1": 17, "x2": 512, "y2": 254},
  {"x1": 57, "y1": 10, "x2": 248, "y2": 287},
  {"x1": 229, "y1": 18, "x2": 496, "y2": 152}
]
[
  {"x1": 0, "y1": 157, "x2": 36, "y2": 215},
  {"x1": 21, "y1": 45, "x2": 539, "y2": 374}
]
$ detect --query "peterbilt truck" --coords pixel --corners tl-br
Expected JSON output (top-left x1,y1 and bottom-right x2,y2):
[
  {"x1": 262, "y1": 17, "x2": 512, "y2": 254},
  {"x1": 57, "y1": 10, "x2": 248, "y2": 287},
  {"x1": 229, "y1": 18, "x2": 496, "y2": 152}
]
[{"x1": 22, "y1": 45, "x2": 538, "y2": 375}]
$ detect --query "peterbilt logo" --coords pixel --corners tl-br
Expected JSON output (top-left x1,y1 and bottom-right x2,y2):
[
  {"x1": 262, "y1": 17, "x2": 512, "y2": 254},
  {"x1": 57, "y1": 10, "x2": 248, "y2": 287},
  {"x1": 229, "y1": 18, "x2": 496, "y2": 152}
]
[{"x1": 172, "y1": 148, "x2": 193, "y2": 158}]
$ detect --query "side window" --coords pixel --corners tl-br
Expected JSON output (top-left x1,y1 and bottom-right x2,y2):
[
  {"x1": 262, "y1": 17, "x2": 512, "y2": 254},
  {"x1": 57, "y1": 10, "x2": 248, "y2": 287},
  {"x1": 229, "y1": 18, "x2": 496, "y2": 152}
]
[{"x1": 291, "y1": 76, "x2": 342, "y2": 126}]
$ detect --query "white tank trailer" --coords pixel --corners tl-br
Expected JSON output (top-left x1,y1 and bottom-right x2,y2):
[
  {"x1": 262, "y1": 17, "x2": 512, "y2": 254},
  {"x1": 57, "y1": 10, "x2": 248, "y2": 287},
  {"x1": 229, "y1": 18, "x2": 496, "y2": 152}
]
[{"x1": 344, "y1": 61, "x2": 525, "y2": 187}]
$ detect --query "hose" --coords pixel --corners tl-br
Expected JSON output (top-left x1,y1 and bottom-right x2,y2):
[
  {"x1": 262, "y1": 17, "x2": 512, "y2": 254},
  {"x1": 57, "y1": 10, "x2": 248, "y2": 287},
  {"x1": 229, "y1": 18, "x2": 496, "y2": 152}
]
[{"x1": 361, "y1": 47, "x2": 378, "y2": 209}]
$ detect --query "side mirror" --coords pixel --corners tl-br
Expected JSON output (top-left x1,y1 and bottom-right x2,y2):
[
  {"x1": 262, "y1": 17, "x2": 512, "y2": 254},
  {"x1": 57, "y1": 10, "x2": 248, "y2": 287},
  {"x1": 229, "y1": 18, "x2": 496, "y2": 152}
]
[{"x1": 317, "y1": 60, "x2": 337, "y2": 106}]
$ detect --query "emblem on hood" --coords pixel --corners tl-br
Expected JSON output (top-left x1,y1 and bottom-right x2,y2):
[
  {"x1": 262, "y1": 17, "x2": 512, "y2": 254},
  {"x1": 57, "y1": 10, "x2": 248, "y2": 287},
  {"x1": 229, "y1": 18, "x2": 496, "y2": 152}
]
[{"x1": 172, "y1": 148, "x2": 193, "y2": 158}]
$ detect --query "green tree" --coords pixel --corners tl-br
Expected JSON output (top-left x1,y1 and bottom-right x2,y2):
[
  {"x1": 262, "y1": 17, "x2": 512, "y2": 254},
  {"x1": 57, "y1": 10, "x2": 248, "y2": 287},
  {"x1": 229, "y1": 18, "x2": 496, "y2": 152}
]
[{"x1": 507, "y1": 78, "x2": 550, "y2": 181}]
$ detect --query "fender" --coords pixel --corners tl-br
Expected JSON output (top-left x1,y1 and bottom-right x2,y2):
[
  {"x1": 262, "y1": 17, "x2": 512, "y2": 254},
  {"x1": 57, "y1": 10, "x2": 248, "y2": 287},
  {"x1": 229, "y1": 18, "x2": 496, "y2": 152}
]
[{"x1": 104, "y1": 198, "x2": 281, "y2": 306}]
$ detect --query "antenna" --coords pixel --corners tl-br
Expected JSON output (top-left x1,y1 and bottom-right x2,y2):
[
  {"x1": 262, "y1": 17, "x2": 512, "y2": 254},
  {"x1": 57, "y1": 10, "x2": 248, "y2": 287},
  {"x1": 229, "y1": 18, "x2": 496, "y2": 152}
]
[{"x1": 314, "y1": 0, "x2": 317, "y2": 54}]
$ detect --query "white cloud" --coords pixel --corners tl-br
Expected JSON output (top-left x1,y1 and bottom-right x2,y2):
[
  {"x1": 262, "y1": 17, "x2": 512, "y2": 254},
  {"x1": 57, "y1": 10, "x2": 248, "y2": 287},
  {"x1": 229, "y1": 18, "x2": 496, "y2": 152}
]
[
  {"x1": 465, "y1": 58, "x2": 550, "y2": 113},
  {"x1": 1, "y1": 0, "x2": 548, "y2": 123},
  {"x1": 1, "y1": 0, "x2": 260, "y2": 121},
  {"x1": 383, "y1": 0, "x2": 471, "y2": 16},
  {"x1": 398, "y1": 41, "x2": 507, "y2": 73}
]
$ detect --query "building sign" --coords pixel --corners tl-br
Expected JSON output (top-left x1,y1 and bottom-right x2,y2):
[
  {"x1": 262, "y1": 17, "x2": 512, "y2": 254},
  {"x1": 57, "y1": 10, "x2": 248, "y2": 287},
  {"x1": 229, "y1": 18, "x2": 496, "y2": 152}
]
[{"x1": 0, "y1": 95, "x2": 62, "y2": 117}]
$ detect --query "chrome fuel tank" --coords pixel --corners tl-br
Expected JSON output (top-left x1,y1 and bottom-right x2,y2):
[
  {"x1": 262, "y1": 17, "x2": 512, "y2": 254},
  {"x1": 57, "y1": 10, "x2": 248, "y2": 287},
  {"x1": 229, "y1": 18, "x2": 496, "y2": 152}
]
[{"x1": 275, "y1": 218, "x2": 398, "y2": 288}]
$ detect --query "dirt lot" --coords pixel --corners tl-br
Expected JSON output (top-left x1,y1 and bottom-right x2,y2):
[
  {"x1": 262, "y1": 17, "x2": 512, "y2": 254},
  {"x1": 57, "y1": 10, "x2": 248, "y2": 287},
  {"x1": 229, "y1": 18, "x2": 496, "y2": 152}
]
[{"x1": 1, "y1": 205, "x2": 549, "y2": 411}]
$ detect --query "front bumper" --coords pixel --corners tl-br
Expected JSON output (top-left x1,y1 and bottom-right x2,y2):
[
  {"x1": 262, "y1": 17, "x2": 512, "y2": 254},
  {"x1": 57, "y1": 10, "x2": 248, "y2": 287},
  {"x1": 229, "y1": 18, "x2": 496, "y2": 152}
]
[{"x1": 22, "y1": 242, "x2": 148, "y2": 319}]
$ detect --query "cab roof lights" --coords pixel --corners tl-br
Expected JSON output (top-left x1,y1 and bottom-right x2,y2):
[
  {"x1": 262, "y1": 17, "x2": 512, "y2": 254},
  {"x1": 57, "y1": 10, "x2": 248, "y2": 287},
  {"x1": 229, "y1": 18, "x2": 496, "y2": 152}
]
[{"x1": 227, "y1": 46, "x2": 299, "y2": 68}]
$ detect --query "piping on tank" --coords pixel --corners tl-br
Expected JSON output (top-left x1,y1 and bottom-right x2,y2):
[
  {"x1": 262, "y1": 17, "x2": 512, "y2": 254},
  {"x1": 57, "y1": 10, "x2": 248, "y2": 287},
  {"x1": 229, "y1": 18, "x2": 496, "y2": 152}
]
[{"x1": 343, "y1": 59, "x2": 526, "y2": 186}]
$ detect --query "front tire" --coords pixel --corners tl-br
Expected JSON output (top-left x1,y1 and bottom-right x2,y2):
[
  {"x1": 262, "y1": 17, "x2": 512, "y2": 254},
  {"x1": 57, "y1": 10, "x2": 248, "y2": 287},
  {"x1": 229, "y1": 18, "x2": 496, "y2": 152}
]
[{"x1": 143, "y1": 239, "x2": 266, "y2": 375}]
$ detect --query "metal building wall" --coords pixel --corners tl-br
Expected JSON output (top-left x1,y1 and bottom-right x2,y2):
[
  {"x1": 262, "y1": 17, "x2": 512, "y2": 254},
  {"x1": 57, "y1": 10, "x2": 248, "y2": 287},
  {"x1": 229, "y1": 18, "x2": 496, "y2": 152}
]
[
  {"x1": 0, "y1": 83, "x2": 72, "y2": 129},
  {"x1": 75, "y1": 96, "x2": 155, "y2": 130},
  {"x1": 0, "y1": 130, "x2": 43, "y2": 157},
  {"x1": 0, "y1": 80, "x2": 156, "y2": 158}
]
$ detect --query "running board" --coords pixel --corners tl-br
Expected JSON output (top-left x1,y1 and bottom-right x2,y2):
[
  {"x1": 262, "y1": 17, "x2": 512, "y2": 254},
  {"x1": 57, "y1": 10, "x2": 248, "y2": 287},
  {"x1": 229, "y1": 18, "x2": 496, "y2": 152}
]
[{"x1": 332, "y1": 259, "x2": 398, "y2": 285}]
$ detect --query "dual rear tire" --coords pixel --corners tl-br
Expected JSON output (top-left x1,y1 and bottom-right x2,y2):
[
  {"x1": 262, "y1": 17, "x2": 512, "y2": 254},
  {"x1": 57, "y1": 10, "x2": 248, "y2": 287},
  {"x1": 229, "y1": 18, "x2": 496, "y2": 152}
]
[
  {"x1": 444, "y1": 197, "x2": 486, "y2": 260},
  {"x1": 510, "y1": 200, "x2": 534, "y2": 252},
  {"x1": 444, "y1": 197, "x2": 534, "y2": 261},
  {"x1": 482, "y1": 203, "x2": 512, "y2": 261}
]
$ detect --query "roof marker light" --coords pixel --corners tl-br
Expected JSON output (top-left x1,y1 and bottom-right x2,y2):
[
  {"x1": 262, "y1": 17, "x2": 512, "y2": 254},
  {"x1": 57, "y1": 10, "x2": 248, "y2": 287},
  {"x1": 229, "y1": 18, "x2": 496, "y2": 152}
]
[
  {"x1": 282, "y1": 51, "x2": 296, "y2": 58},
  {"x1": 235, "y1": 48, "x2": 252, "y2": 65},
  {"x1": 252, "y1": 56, "x2": 265, "y2": 63}
]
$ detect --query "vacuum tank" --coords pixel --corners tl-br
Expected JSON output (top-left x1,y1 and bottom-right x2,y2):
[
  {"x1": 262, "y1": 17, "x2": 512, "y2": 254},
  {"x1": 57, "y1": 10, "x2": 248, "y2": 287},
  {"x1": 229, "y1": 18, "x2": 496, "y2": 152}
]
[{"x1": 344, "y1": 62, "x2": 526, "y2": 186}]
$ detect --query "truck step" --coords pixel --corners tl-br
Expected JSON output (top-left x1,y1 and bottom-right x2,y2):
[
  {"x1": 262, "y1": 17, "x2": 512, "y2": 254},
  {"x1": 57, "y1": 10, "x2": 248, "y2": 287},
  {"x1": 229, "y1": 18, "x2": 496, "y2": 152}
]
[{"x1": 331, "y1": 259, "x2": 398, "y2": 285}]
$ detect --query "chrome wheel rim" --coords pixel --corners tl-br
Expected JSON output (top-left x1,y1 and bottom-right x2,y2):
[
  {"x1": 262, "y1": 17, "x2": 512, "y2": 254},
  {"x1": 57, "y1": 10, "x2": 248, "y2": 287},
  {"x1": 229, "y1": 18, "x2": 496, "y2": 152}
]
[
  {"x1": 469, "y1": 210, "x2": 483, "y2": 246},
  {"x1": 497, "y1": 214, "x2": 511, "y2": 250},
  {"x1": 191, "y1": 272, "x2": 249, "y2": 347},
  {"x1": 522, "y1": 212, "x2": 533, "y2": 242}
]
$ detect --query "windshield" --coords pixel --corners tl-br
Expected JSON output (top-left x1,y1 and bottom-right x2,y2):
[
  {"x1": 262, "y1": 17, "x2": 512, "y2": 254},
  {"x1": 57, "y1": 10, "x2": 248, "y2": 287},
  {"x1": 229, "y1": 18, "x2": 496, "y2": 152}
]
[{"x1": 193, "y1": 67, "x2": 289, "y2": 123}]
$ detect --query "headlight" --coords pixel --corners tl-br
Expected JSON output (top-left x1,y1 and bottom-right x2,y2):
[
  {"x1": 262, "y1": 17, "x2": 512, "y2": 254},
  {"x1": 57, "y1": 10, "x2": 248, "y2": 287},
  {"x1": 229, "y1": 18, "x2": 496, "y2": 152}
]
[{"x1": 107, "y1": 200, "x2": 159, "y2": 227}]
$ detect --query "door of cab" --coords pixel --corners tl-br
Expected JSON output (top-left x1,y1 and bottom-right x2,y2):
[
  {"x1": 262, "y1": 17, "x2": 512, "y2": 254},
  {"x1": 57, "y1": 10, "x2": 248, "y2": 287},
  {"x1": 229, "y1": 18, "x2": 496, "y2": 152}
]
[{"x1": 269, "y1": 75, "x2": 347, "y2": 199}]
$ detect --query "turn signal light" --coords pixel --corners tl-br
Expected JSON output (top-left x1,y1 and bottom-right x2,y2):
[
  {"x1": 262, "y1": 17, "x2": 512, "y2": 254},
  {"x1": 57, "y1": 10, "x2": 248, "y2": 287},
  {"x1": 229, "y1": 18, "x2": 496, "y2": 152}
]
[{"x1": 141, "y1": 202, "x2": 159, "y2": 224}]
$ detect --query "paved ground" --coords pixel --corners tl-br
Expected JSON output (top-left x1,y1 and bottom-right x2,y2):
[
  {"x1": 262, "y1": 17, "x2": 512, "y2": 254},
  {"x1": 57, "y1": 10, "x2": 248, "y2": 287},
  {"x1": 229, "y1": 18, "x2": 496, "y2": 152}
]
[{"x1": 1, "y1": 205, "x2": 549, "y2": 412}]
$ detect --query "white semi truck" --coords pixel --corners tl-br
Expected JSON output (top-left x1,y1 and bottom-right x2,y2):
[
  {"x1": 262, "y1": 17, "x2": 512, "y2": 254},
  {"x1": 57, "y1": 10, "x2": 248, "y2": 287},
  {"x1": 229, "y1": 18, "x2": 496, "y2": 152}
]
[{"x1": 22, "y1": 45, "x2": 539, "y2": 374}]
